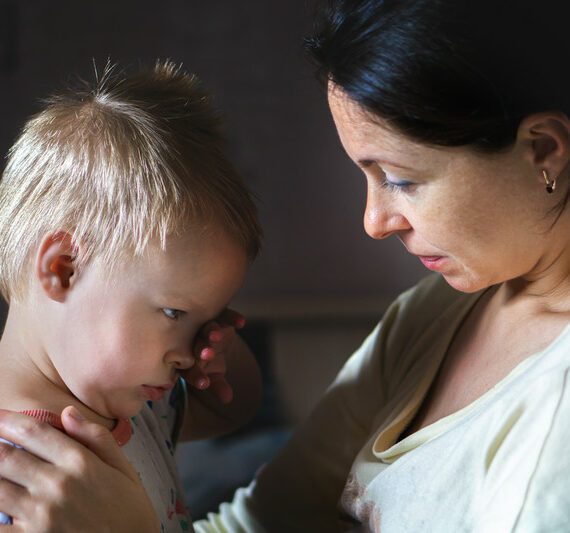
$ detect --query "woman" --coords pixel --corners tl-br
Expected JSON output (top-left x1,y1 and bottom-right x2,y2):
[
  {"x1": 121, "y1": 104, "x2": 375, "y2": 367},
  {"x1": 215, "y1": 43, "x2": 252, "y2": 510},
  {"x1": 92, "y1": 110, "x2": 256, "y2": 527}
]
[{"x1": 2, "y1": 0, "x2": 570, "y2": 531}]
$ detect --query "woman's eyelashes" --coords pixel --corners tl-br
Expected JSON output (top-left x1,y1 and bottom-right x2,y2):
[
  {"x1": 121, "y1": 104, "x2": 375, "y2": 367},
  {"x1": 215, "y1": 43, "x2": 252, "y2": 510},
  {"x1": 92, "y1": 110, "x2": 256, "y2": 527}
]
[
  {"x1": 162, "y1": 308, "x2": 184, "y2": 320},
  {"x1": 381, "y1": 171, "x2": 414, "y2": 192},
  {"x1": 359, "y1": 161, "x2": 415, "y2": 192}
]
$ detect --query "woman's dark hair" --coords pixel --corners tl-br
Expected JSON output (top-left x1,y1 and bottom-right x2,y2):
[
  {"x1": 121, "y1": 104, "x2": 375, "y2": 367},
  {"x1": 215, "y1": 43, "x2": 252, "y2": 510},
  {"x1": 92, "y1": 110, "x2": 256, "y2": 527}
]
[{"x1": 306, "y1": 0, "x2": 570, "y2": 152}]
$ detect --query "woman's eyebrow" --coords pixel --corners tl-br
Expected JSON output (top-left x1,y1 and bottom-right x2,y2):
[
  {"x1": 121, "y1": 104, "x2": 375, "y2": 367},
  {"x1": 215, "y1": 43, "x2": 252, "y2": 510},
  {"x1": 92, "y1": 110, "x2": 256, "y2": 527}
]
[{"x1": 358, "y1": 158, "x2": 413, "y2": 171}]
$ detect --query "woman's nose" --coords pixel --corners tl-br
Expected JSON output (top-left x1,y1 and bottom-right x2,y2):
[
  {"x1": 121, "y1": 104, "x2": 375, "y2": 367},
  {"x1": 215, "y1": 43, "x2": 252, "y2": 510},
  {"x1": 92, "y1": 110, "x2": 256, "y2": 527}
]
[{"x1": 363, "y1": 186, "x2": 411, "y2": 239}]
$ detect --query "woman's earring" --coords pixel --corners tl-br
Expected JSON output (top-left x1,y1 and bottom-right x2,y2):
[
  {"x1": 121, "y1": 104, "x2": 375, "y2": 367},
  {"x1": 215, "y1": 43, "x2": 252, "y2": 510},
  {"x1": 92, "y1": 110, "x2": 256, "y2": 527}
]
[{"x1": 542, "y1": 169, "x2": 556, "y2": 194}]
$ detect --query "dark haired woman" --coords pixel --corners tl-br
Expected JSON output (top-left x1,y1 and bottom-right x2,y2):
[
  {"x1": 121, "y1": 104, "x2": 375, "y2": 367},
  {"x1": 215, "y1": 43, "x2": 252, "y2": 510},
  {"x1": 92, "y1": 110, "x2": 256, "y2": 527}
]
[
  {"x1": 1, "y1": 0, "x2": 570, "y2": 531},
  {"x1": 194, "y1": 0, "x2": 570, "y2": 530}
]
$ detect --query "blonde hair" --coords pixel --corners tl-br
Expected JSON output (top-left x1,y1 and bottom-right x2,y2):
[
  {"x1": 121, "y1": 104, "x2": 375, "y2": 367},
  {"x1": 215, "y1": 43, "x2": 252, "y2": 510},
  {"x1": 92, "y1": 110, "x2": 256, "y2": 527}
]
[{"x1": 0, "y1": 61, "x2": 262, "y2": 301}]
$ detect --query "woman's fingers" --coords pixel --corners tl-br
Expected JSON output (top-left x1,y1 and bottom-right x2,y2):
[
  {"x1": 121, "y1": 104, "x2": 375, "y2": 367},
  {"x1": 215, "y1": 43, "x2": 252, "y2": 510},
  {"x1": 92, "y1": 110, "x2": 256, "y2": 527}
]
[
  {"x1": 0, "y1": 410, "x2": 160, "y2": 532},
  {"x1": 0, "y1": 410, "x2": 68, "y2": 464},
  {"x1": 0, "y1": 440, "x2": 49, "y2": 489},
  {"x1": 0, "y1": 408, "x2": 137, "y2": 493},
  {"x1": 0, "y1": 440, "x2": 88, "y2": 530},
  {"x1": 0, "y1": 471, "x2": 30, "y2": 518},
  {"x1": 60, "y1": 406, "x2": 138, "y2": 482}
]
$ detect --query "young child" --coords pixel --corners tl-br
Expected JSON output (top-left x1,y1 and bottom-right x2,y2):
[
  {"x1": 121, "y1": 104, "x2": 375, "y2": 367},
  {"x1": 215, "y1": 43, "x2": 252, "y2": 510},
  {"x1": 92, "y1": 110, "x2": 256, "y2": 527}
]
[{"x1": 0, "y1": 61, "x2": 263, "y2": 531}]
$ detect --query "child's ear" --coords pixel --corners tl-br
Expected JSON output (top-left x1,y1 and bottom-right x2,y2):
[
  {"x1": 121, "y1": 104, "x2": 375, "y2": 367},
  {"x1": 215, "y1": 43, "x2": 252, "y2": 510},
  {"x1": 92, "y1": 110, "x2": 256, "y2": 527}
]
[{"x1": 36, "y1": 232, "x2": 78, "y2": 302}]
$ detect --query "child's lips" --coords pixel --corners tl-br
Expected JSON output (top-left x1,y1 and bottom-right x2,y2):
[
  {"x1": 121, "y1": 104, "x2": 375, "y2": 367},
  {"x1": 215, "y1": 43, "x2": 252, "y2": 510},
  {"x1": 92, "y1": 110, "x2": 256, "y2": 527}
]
[{"x1": 141, "y1": 383, "x2": 173, "y2": 401}]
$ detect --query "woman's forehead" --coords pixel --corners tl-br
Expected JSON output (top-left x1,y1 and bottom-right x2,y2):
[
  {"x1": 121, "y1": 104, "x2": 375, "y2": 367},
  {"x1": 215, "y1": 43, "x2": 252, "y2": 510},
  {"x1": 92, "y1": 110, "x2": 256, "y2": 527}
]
[{"x1": 328, "y1": 87, "x2": 445, "y2": 167}]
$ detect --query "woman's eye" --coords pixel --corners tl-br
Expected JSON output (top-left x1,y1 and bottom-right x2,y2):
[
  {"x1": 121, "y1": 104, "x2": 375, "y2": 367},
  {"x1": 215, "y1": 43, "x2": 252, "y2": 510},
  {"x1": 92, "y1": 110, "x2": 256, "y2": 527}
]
[
  {"x1": 163, "y1": 308, "x2": 182, "y2": 320},
  {"x1": 382, "y1": 172, "x2": 414, "y2": 192}
]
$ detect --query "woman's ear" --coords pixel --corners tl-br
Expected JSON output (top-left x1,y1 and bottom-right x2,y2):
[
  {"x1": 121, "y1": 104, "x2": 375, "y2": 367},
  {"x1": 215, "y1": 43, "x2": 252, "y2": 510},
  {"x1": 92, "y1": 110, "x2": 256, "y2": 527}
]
[
  {"x1": 36, "y1": 232, "x2": 78, "y2": 302},
  {"x1": 517, "y1": 112, "x2": 570, "y2": 179}
]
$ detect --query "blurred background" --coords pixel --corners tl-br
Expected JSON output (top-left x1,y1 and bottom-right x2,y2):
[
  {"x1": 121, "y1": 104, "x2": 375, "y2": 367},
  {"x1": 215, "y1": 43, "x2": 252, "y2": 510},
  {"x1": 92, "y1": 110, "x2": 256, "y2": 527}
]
[{"x1": 0, "y1": 0, "x2": 425, "y2": 518}]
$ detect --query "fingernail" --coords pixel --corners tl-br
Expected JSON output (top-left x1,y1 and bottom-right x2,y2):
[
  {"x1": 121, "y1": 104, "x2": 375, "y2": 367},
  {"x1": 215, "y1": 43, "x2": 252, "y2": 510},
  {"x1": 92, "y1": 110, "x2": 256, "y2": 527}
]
[
  {"x1": 209, "y1": 331, "x2": 222, "y2": 342},
  {"x1": 198, "y1": 377, "x2": 210, "y2": 389},
  {"x1": 201, "y1": 347, "x2": 214, "y2": 360},
  {"x1": 67, "y1": 407, "x2": 85, "y2": 421}
]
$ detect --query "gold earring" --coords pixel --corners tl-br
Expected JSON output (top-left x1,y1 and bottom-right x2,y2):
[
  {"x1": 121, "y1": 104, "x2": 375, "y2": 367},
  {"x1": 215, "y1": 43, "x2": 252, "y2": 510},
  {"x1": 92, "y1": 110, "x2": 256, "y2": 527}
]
[{"x1": 542, "y1": 169, "x2": 556, "y2": 194}]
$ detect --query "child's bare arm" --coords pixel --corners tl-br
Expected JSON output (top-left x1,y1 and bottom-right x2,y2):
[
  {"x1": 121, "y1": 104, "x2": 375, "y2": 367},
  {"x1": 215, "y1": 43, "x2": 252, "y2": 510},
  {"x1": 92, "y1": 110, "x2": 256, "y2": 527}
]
[{"x1": 179, "y1": 313, "x2": 262, "y2": 441}]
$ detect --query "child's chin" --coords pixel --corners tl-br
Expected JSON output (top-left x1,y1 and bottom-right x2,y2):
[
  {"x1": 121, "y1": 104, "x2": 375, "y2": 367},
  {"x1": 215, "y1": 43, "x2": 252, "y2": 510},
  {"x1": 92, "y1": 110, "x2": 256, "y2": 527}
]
[
  {"x1": 106, "y1": 403, "x2": 142, "y2": 421},
  {"x1": 118, "y1": 406, "x2": 143, "y2": 420}
]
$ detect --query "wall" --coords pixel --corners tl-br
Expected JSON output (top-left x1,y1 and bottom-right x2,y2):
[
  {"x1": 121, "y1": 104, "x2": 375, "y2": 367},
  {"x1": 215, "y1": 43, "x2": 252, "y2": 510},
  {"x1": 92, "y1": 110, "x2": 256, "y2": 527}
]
[{"x1": 0, "y1": 0, "x2": 425, "y2": 317}]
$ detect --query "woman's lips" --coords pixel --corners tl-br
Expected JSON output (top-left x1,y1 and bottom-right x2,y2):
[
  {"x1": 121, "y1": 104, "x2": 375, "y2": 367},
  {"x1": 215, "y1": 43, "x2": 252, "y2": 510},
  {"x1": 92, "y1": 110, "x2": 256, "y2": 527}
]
[{"x1": 418, "y1": 255, "x2": 446, "y2": 271}]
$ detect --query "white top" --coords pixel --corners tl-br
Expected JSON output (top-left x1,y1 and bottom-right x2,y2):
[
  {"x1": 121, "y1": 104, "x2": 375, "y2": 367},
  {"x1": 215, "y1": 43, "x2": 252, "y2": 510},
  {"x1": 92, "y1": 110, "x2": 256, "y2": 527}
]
[
  {"x1": 195, "y1": 274, "x2": 570, "y2": 532},
  {"x1": 124, "y1": 396, "x2": 192, "y2": 533}
]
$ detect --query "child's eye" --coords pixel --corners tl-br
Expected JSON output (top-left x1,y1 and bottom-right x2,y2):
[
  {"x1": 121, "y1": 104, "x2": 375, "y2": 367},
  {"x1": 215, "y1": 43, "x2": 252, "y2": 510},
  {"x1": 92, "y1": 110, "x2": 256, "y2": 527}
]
[{"x1": 163, "y1": 308, "x2": 182, "y2": 320}]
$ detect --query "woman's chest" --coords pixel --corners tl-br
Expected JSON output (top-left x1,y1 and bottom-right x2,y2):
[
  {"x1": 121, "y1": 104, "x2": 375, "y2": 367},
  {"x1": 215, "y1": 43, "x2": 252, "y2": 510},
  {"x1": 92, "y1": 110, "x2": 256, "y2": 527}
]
[
  {"x1": 405, "y1": 308, "x2": 565, "y2": 436},
  {"x1": 405, "y1": 337, "x2": 507, "y2": 434}
]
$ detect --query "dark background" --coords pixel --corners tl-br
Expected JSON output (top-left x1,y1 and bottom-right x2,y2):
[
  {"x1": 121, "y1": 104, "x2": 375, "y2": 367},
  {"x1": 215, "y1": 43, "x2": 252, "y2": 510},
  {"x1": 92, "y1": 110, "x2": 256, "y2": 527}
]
[{"x1": 0, "y1": 0, "x2": 424, "y2": 312}]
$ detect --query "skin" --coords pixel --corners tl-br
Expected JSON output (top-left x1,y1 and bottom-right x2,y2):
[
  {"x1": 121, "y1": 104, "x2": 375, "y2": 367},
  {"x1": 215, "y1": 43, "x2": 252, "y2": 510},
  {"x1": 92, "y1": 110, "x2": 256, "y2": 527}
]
[
  {"x1": 0, "y1": 228, "x2": 248, "y2": 427},
  {"x1": 328, "y1": 85, "x2": 570, "y2": 430},
  {"x1": 328, "y1": 86, "x2": 570, "y2": 295},
  {"x1": 0, "y1": 226, "x2": 261, "y2": 530},
  {"x1": 0, "y1": 406, "x2": 162, "y2": 533},
  {"x1": 0, "y1": 322, "x2": 257, "y2": 532}
]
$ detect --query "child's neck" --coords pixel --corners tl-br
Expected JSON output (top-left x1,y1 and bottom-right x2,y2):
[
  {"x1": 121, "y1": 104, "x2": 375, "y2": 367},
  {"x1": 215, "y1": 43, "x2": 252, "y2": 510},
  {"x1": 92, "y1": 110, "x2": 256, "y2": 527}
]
[{"x1": 0, "y1": 305, "x2": 116, "y2": 431}]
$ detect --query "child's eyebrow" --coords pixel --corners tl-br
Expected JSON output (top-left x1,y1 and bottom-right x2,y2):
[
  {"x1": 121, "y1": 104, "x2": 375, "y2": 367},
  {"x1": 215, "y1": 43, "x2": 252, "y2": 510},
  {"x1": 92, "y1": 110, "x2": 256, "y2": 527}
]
[{"x1": 163, "y1": 294, "x2": 230, "y2": 322}]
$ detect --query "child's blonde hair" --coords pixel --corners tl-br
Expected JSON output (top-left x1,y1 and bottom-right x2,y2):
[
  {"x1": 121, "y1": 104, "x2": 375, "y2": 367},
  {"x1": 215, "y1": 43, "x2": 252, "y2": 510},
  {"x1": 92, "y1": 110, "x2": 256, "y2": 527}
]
[{"x1": 0, "y1": 61, "x2": 262, "y2": 302}]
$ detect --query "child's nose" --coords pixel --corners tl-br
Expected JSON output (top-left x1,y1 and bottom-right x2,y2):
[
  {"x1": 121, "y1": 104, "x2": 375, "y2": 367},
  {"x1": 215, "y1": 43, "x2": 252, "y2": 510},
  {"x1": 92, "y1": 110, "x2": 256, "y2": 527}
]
[{"x1": 168, "y1": 348, "x2": 195, "y2": 370}]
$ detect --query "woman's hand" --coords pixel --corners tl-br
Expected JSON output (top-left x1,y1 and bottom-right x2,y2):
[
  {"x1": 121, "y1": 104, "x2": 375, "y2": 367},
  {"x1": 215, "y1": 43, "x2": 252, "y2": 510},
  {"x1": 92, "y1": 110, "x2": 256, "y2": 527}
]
[
  {"x1": 0, "y1": 407, "x2": 159, "y2": 533},
  {"x1": 182, "y1": 308, "x2": 247, "y2": 404}
]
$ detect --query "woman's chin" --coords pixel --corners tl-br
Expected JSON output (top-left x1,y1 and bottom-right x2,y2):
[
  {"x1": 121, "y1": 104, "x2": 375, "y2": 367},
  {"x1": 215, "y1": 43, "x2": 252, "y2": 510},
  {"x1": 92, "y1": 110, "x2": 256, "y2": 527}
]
[{"x1": 441, "y1": 272, "x2": 490, "y2": 294}]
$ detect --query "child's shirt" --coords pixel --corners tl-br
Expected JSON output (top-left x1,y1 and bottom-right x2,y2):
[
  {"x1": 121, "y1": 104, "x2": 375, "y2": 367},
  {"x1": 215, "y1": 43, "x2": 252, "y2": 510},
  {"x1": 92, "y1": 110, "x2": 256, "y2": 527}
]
[
  {"x1": 0, "y1": 379, "x2": 192, "y2": 533},
  {"x1": 125, "y1": 391, "x2": 192, "y2": 532}
]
